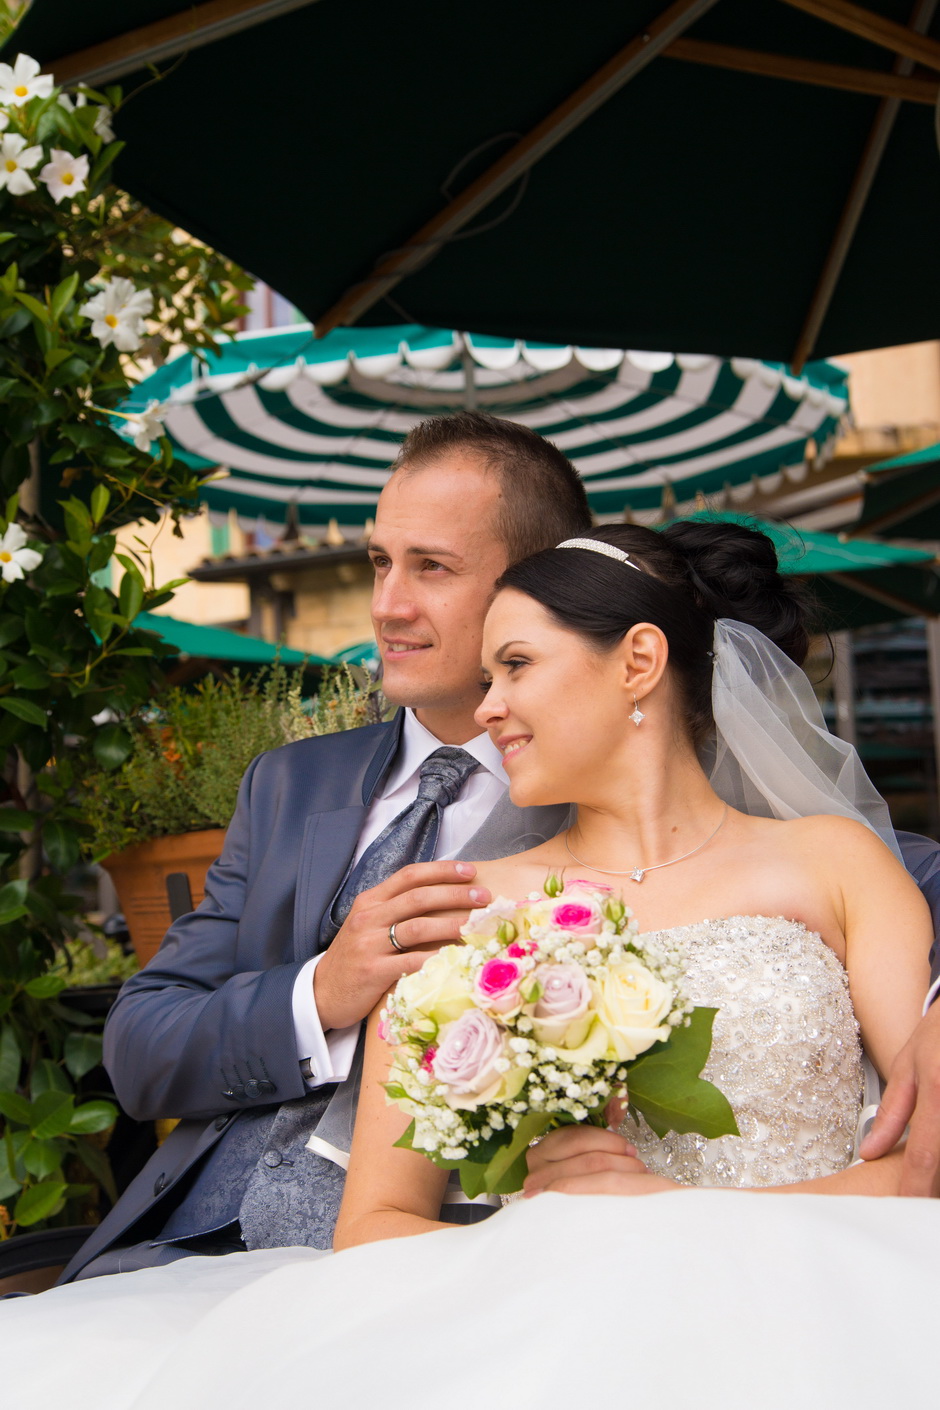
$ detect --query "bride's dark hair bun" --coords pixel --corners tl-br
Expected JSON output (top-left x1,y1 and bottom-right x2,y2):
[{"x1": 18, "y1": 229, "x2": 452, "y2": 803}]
[
  {"x1": 661, "y1": 519, "x2": 809, "y2": 666},
  {"x1": 498, "y1": 517, "x2": 810, "y2": 747}
]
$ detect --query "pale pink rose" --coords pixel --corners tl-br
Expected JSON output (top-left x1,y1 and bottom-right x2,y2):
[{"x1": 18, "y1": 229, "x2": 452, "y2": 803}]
[
  {"x1": 473, "y1": 957, "x2": 523, "y2": 1014},
  {"x1": 377, "y1": 1014, "x2": 390, "y2": 1043},
  {"x1": 552, "y1": 901, "x2": 603, "y2": 935},
  {"x1": 432, "y1": 1010, "x2": 506, "y2": 1097},
  {"x1": 530, "y1": 962, "x2": 593, "y2": 1048}
]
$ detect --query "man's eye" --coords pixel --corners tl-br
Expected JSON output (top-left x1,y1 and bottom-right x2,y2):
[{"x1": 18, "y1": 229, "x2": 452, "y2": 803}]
[
  {"x1": 422, "y1": 559, "x2": 447, "y2": 572},
  {"x1": 369, "y1": 555, "x2": 390, "y2": 570}
]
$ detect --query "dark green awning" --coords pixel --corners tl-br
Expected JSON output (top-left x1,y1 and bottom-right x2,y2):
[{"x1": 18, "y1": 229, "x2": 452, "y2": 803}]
[{"x1": 134, "y1": 612, "x2": 331, "y2": 666}]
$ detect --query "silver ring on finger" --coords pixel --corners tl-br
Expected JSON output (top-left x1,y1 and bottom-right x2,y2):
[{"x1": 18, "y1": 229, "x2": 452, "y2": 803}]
[{"x1": 388, "y1": 923, "x2": 405, "y2": 955}]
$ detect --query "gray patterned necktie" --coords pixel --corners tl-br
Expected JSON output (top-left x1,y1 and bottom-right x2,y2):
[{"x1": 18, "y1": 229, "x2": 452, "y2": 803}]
[{"x1": 322, "y1": 746, "x2": 479, "y2": 943}]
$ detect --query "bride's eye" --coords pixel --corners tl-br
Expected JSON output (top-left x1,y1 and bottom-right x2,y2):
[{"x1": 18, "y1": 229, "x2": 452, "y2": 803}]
[{"x1": 504, "y1": 657, "x2": 529, "y2": 674}]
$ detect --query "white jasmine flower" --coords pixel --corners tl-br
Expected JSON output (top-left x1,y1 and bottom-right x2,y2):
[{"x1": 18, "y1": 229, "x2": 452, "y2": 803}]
[
  {"x1": 0, "y1": 54, "x2": 54, "y2": 106},
  {"x1": 39, "y1": 148, "x2": 89, "y2": 203},
  {"x1": 0, "y1": 132, "x2": 43, "y2": 194},
  {"x1": 79, "y1": 276, "x2": 153, "y2": 352},
  {"x1": 0, "y1": 523, "x2": 42, "y2": 582},
  {"x1": 122, "y1": 399, "x2": 165, "y2": 452},
  {"x1": 93, "y1": 103, "x2": 115, "y2": 141}
]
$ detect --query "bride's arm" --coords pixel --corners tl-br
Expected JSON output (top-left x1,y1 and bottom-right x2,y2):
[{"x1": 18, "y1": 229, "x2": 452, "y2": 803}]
[{"x1": 332, "y1": 1002, "x2": 451, "y2": 1250}]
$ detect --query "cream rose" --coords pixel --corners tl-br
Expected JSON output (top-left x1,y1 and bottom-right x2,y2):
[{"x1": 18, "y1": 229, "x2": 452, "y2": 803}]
[
  {"x1": 396, "y1": 945, "x2": 474, "y2": 1026},
  {"x1": 594, "y1": 955, "x2": 673, "y2": 1061}
]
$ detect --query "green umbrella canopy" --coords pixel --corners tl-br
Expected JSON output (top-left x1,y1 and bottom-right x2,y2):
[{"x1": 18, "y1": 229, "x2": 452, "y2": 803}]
[
  {"x1": 134, "y1": 611, "x2": 331, "y2": 667},
  {"x1": 678, "y1": 511, "x2": 940, "y2": 627},
  {"x1": 14, "y1": 0, "x2": 940, "y2": 363},
  {"x1": 121, "y1": 323, "x2": 848, "y2": 526},
  {"x1": 855, "y1": 441, "x2": 940, "y2": 540}
]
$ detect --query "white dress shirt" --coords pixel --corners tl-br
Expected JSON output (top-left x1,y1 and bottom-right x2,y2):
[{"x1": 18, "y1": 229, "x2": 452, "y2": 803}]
[{"x1": 291, "y1": 709, "x2": 508, "y2": 1086}]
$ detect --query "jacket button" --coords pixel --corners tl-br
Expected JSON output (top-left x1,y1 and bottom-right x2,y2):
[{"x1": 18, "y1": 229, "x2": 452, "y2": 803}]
[
  {"x1": 214, "y1": 1115, "x2": 231, "y2": 1131},
  {"x1": 153, "y1": 1173, "x2": 168, "y2": 1196},
  {"x1": 257, "y1": 1079, "x2": 276, "y2": 1096},
  {"x1": 244, "y1": 1079, "x2": 261, "y2": 1099},
  {"x1": 262, "y1": 1149, "x2": 282, "y2": 1168}
]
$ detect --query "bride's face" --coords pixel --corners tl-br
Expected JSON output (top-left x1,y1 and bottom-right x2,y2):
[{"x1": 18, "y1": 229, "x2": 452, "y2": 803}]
[{"x1": 475, "y1": 588, "x2": 635, "y2": 807}]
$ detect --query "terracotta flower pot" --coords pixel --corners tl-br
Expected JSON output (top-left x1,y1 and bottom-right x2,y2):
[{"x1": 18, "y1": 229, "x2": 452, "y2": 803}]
[{"x1": 101, "y1": 829, "x2": 227, "y2": 968}]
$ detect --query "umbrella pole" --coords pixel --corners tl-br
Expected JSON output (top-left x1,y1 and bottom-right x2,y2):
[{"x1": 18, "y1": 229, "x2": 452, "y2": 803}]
[
  {"x1": 926, "y1": 620, "x2": 940, "y2": 828},
  {"x1": 459, "y1": 333, "x2": 478, "y2": 412},
  {"x1": 831, "y1": 631, "x2": 858, "y2": 748}
]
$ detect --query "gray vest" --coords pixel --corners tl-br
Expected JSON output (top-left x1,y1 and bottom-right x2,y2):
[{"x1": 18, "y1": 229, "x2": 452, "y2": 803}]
[{"x1": 155, "y1": 793, "x2": 570, "y2": 1251}]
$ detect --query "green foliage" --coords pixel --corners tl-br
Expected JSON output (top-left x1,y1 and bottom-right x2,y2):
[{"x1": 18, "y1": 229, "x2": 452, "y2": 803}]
[
  {"x1": 82, "y1": 665, "x2": 376, "y2": 857},
  {"x1": 0, "y1": 53, "x2": 252, "y2": 1236}
]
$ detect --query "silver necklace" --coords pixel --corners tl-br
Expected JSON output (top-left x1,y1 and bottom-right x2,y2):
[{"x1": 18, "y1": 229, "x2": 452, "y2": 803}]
[{"x1": 563, "y1": 805, "x2": 729, "y2": 883}]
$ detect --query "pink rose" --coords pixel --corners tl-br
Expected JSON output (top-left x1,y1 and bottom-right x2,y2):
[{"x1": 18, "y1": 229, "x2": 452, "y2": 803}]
[
  {"x1": 432, "y1": 1010, "x2": 506, "y2": 1099},
  {"x1": 552, "y1": 901, "x2": 603, "y2": 935},
  {"x1": 567, "y1": 879, "x2": 614, "y2": 893},
  {"x1": 474, "y1": 957, "x2": 523, "y2": 1014},
  {"x1": 377, "y1": 1014, "x2": 390, "y2": 1043},
  {"x1": 506, "y1": 940, "x2": 537, "y2": 959},
  {"x1": 530, "y1": 962, "x2": 593, "y2": 1048}
]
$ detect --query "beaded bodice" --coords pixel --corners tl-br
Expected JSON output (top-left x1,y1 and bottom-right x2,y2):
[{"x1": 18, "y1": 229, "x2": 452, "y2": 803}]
[{"x1": 620, "y1": 916, "x2": 863, "y2": 1188}]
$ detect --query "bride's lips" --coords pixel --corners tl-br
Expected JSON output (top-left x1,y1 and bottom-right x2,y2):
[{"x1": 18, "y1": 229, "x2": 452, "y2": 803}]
[{"x1": 497, "y1": 734, "x2": 532, "y2": 762}]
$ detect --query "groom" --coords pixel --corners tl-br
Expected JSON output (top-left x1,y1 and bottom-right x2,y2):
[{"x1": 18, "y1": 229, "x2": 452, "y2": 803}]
[{"x1": 61, "y1": 410, "x2": 595, "y2": 1281}]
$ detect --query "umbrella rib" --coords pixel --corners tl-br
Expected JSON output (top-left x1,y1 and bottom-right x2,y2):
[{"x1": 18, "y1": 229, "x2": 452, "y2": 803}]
[
  {"x1": 664, "y1": 37, "x2": 939, "y2": 104},
  {"x1": 791, "y1": 0, "x2": 939, "y2": 373},
  {"x1": 312, "y1": 0, "x2": 722, "y2": 338},
  {"x1": 777, "y1": 0, "x2": 940, "y2": 73},
  {"x1": 49, "y1": 0, "x2": 324, "y2": 87}
]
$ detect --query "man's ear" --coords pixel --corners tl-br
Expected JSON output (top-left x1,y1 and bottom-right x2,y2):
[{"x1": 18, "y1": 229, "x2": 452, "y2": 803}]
[{"x1": 619, "y1": 623, "x2": 669, "y2": 701}]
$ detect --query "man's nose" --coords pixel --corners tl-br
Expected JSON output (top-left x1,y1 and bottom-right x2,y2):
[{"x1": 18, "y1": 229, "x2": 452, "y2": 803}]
[{"x1": 372, "y1": 567, "x2": 417, "y2": 622}]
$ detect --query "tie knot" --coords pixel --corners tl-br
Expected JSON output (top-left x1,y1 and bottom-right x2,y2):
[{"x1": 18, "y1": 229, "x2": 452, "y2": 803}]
[{"x1": 416, "y1": 746, "x2": 478, "y2": 808}]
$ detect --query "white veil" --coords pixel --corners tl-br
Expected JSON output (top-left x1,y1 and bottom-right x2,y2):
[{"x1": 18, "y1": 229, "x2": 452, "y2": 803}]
[{"x1": 708, "y1": 619, "x2": 902, "y2": 862}]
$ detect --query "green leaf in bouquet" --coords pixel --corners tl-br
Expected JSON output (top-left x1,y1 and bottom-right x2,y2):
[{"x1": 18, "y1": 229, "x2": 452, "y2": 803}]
[
  {"x1": 482, "y1": 1111, "x2": 555, "y2": 1195},
  {"x1": 14, "y1": 1179, "x2": 68, "y2": 1227},
  {"x1": 626, "y1": 1007, "x2": 739, "y2": 1140}
]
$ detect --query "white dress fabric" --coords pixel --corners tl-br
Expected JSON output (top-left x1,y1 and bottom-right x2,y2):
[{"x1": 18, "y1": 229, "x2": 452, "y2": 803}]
[{"x1": 3, "y1": 916, "x2": 938, "y2": 1410}]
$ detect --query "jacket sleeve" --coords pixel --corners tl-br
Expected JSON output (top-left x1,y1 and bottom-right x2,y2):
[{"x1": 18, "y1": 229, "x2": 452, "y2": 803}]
[{"x1": 102, "y1": 752, "x2": 309, "y2": 1122}]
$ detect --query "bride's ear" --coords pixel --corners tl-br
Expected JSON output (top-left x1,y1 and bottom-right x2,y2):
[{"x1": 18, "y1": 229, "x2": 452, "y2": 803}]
[{"x1": 619, "y1": 623, "x2": 669, "y2": 701}]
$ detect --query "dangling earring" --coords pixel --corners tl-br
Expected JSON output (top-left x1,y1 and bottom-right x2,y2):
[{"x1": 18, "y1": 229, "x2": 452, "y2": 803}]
[{"x1": 630, "y1": 694, "x2": 645, "y2": 727}]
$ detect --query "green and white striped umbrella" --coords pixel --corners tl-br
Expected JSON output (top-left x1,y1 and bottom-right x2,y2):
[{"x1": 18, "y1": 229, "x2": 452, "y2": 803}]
[{"x1": 124, "y1": 325, "x2": 849, "y2": 528}]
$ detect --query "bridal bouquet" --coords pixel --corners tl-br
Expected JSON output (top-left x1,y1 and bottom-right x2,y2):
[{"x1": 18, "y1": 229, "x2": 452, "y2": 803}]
[{"x1": 381, "y1": 878, "x2": 738, "y2": 1196}]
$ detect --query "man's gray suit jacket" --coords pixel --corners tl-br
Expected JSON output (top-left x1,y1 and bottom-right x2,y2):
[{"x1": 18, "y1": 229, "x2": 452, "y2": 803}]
[{"x1": 60, "y1": 712, "x2": 569, "y2": 1282}]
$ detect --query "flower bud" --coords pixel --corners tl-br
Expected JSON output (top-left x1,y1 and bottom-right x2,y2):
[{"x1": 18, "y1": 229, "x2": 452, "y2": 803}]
[
  {"x1": 543, "y1": 872, "x2": 563, "y2": 898},
  {"x1": 497, "y1": 919, "x2": 517, "y2": 944}
]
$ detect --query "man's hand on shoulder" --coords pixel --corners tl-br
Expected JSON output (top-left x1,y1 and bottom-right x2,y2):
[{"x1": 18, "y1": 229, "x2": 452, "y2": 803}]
[
  {"x1": 312, "y1": 861, "x2": 490, "y2": 1031},
  {"x1": 860, "y1": 999, "x2": 940, "y2": 1196}
]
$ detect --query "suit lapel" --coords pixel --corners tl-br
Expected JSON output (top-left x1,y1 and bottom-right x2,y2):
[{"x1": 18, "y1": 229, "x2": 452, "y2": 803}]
[
  {"x1": 456, "y1": 793, "x2": 572, "y2": 862},
  {"x1": 292, "y1": 713, "x2": 404, "y2": 962}
]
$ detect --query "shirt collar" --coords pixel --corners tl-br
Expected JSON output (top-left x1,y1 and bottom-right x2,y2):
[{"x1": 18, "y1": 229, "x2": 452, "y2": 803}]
[{"x1": 382, "y1": 708, "x2": 507, "y2": 797}]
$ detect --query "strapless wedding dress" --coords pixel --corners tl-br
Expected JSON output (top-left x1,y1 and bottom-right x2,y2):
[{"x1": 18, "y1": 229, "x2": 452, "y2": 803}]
[{"x1": 3, "y1": 918, "x2": 938, "y2": 1410}]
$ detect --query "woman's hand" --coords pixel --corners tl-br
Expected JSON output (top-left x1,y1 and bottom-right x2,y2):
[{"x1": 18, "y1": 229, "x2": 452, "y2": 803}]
[{"x1": 523, "y1": 1124, "x2": 681, "y2": 1197}]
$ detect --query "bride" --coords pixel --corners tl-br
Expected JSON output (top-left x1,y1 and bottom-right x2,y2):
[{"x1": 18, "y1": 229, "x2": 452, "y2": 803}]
[{"x1": 4, "y1": 520, "x2": 939, "y2": 1409}]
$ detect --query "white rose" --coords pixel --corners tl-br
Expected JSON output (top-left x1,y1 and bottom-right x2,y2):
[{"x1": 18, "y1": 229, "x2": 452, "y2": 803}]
[
  {"x1": 395, "y1": 944, "x2": 474, "y2": 1026},
  {"x1": 594, "y1": 955, "x2": 674, "y2": 1061}
]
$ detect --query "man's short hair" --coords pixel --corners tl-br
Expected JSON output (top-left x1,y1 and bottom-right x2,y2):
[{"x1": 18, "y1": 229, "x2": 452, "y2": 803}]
[{"x1": 390, "y1": 410, "x2": 592, "y2": 564}]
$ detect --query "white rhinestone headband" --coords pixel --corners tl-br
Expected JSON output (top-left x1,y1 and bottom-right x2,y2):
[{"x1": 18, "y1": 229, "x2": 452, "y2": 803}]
[{"x1": 556, "y1": 537, "x2": 643, "y2": 571}]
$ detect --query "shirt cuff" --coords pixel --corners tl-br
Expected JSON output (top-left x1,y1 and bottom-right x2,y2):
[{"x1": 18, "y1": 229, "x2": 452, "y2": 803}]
[
  {"x1": 291, "y1": 954, "x2": 361, "y2": 1086},
  {"x1": 924, "y1": 974, "x2": 940, "y2": 1015}
]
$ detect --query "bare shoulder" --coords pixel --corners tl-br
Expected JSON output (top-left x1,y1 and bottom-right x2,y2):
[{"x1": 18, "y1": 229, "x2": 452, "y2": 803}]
[{"x1": 745, "y1": 813, "x2": 909, "y2": 889}]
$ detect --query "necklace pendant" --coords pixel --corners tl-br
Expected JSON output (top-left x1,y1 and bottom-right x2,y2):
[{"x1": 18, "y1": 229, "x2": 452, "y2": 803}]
[{"x1": 630, "y1": 868, "x2": 645, "y2": 883}]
